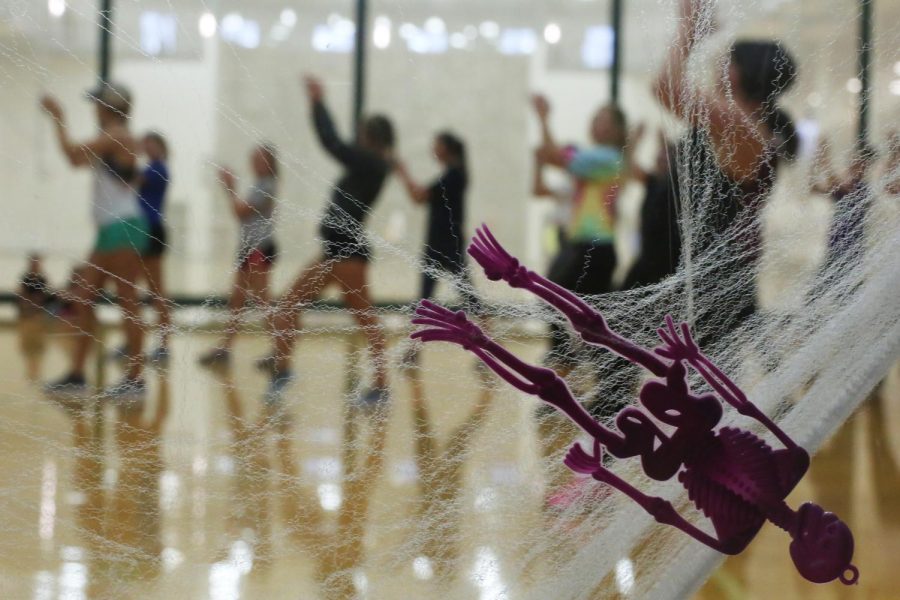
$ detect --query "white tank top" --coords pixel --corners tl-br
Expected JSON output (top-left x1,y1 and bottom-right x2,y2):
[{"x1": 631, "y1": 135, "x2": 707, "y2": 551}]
[{"x1": 92, "y1": 157, "x2": 140, "y2": 226}]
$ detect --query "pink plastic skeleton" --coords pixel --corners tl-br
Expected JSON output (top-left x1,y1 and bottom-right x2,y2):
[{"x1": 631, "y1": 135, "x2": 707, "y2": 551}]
[{"x1": 412, "y1": 225, "x2": 859, "y2": 586}]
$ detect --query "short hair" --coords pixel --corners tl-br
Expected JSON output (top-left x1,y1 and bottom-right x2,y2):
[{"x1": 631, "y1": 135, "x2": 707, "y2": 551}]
[{"x1": 144, "y1": 131, "x2": 169, "y2": 159}]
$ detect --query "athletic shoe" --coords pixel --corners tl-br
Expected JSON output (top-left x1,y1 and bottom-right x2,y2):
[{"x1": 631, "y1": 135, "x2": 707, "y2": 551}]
[
  {"x1": 146, "y1": 346, "x2": 169, "y2": 366},
  {"x1": 264, "y1": 370, "x2": 295, "y2": 406},
  {"x1": 44, "y1": 373, "x2": 89, "y2": 398},
  {"x1": 101, "y1": 377, "x2": 147, "y2": 403},
  {"x1": 199, "y1": 348, "x2": 230, "y2": 367},
  {"x1": 254, "y1": 352, "x2": 277, "y2": 373},
  {"x1": 357, "y1": 387, "x2": 390, "y2": 412}
]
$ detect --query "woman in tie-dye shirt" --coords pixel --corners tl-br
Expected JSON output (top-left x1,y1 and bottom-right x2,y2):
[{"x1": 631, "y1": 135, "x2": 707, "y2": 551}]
[{"x1": 532, "y1": 95, "x2": 628, "y2": 372}]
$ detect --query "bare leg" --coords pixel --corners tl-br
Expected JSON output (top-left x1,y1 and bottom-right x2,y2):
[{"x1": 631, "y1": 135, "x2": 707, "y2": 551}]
[
  {"x1": 109, "y1": 250, "x2": 145, "y2": 380},
  {"x1": 220, "y1": 269, "x2": 250, "y2": 351},
  {"x1": 142, "y1": 256, "x2": 172, "y2": 349},
  {"x1": 272, "y1": 258, "x2": 335, "y2": 373},
  {"x1": 332, "y1": 259, "x2": 387, "y2": 390},
  {"x1": 243, "y1": 262, "x2": 273, "y2": 342},
  {"x1": 70, "y1": 260, "x2": 106, "y2": 377}
]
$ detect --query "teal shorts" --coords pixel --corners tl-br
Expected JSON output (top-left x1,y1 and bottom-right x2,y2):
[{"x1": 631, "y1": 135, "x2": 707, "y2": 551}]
[{"x1": 94, "y1": 217, "x2": 150, "y2": 254}]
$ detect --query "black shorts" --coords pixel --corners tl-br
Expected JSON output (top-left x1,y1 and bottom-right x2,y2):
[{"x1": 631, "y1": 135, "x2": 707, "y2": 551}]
[
  {"x1": 320, "y1": 227, "x2": 371, "y2": 262},
  {"x1": 238, "y1": 242, "x2": 278, "y2": 271},
  {"x1": 142, "y1": 222, "x2": 167, "y2": 258}
]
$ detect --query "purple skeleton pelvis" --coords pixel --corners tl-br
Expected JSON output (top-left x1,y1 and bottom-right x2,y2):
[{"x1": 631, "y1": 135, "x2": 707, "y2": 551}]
[{"x1": 411, "y1": 224, "x2": 858, "y2": 586}]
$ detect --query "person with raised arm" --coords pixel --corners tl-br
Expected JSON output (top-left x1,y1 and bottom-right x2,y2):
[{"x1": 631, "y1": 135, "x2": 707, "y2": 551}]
[
  {"x1": 263, "y1": 75, "x2": 395, "y2": 408},
  {"x1": 530, "y1": 92, "x2": 630, "y2": 374},
  {"x1": 654, "y1": 0, "x2": 798, "y2": 341},
  {"x1": 198, "y1": 143, "x2": 279, "y2": 367},
  {"x1": 39, "y1": 83, "x2": 149, "y2": 401}
]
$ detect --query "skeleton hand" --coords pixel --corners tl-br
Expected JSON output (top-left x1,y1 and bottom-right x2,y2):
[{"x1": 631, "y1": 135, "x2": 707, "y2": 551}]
[
  {"x1": 468, "y1": 225, "x2": 531, "y2": 287},
  {"x1": 564, "y1": 439, "x2": 604, "y2": 476},
  {"x1": 412, "y1": 300, "x2": 488, "y2": 352},
  {"x1": 653, "y1": 315, "x2": 701, "y2": 363}
]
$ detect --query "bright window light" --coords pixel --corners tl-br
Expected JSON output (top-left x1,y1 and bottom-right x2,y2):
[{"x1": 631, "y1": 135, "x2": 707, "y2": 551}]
[
  {"x1": 846, "y1": 77, "x2": 862, "y2": 94},
  {"x1": 198, "y1": 12, "x2": 217, "y2": 38},
  {"x1": 544, "y1": 23, "x2": 561, "y2": 44},
  {"x1": 479, "y1": 21, "x2": 500, "y2": 39},
  {"x1": 582, "y1": 25, "x2": 614, "y2": 69},
  {"x1": 48, "y1": 0, "x2": 65, "y2": 18},
  {"x1": 449, "y1": 32, "x2": 467, "y2": 49},
  {"x1": 373, "y1": 16, "x2": 391, "y2": 49},
  {"x1": 140, "y1": 11, "x2": 178, "y2": 56},
  {"x1": 280, "y1": 8, "x2": 297, "y2": 28},
  {"x1": 424, "y1": 17, "x2": 446, "y2": 34},
  {"x1": 499, "y1": 28, "x2": 537, "y2": 55}
]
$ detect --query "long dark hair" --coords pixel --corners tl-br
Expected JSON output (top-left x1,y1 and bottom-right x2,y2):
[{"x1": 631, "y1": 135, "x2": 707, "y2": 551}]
[
  {"x1": 437, "y1": 131, "x2": 468, "y2": 184},
  {"x1": 730, "y1": 40, "x2": 799, "y2": 161},
  {"x1": 364, "y1": 115, "x2": 395, "y2": 152}
]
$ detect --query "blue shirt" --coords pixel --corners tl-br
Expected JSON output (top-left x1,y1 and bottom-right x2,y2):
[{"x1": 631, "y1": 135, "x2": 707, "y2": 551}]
[{"x1": 138, "y1": 160, "x2": 169, "y2": 225}]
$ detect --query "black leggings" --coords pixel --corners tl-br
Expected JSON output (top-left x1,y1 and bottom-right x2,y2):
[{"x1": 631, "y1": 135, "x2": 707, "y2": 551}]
[
  {"x1": 545, "y1": 242, "x2": 617, "y2": 368},
  {"x1": 420, "y1": 253, "x2": 483, "y2": 314}
]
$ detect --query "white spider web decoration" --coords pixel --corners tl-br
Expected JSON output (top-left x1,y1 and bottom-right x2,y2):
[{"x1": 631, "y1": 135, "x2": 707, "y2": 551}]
[{"x1": 0, "y1": 1, "x2": 898, "y2": 599}]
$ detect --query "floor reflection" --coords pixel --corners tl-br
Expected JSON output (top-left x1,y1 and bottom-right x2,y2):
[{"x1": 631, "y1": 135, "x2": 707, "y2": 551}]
[
  {"x1": 49, "y1": 368, "x2": 169, "y2": 598},
  {"x1": 0, "y1": 328, "x2": 896, "y2": 599}
]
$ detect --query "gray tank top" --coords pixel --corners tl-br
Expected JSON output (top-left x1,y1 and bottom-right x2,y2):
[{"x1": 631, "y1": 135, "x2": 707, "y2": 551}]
[{"x1": 238, "y1": 176, "x2": 277, "y2": 254}]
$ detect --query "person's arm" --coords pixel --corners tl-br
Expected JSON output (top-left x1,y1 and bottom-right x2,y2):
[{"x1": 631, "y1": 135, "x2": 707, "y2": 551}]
[
  {"x1": 532, "y1": 151, "x2": 556, "y2": 198},
  {"x1": 304, "y1": 75, "x2": 374, "y2": 171},
  {"x1": 653, "y1": 1, "x2": 766, "y2": 183},
  {"x1": 626, "y1": 124, "x2": 650, "y2": 183},
  {"x1": 393, "y1": 159, "x2": 429, "y2": 204},
  {"x1": 40, "y1": 95, "x2": 114, "y2": 167},
  {"x1": 218, "y1": 168, "x2": 254, "y2": 220},
  {"x1": 532, "y1": 94, "x2": 566, "y2": 167}
]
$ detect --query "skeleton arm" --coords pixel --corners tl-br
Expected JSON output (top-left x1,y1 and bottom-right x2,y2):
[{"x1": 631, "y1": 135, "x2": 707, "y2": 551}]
[
  {"x1": 412, "y1": 301, "x2": 629, "y2": 452},
  {"x1": 468, "y1": 226, "x2": 669, "y2": 377},
  {"x1": 565, "y1": 441, "x2": 744, "y2": 555},
  {"x1": 654, "y1": 316, "x2": 800, "y2": 451}
]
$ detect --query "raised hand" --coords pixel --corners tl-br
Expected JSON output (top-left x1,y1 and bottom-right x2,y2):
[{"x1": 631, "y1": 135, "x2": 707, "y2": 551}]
[
  {"x1": 653, "y1": 314, "x2": 701, "y2": 363},
  {"x1": 39, "y1": 95, "x2": 63, "y2": 121},
  {"x1": 531, "y1": 94, "x2": 550, "y2": 120},
  {"x1": 411, "y1": 300, "x2": 488, "y2": 351},
  {"x1": 303, "y1": 75, "x2": 324, "y2": 102},
  {"x1": 468, "y1": 225, "x2": 530, "y2": 287},
  {"x1": 218, "y1": 167, "x2": 237, "y2": 191}
]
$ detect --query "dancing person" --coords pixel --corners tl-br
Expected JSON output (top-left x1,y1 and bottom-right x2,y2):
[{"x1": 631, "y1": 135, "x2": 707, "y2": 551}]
[
  {"x1": 199, "y1": 143, "x2": 279, "y2": 366},
  {"x1": 393, "y1": 131, "x2": 482, "y2": 367},
  {"x1": 530, "y1": 93, "x2": 629, "y2": 374},
  {"x1": 655, "y1": 0, "x2": 798, "y2": 342},
  {"x1": 622, "y1": 127, "x2": 682, "y2": 289},
  {"x1": 40, "y1": 83, "x2": 149, "y2": 400},
  {"x1": 17, "y1": 253, "x2": 52, "y2": 382},
  {"x1": 137, "y1": 131, "x2": 173, "y2": 363},
  {"x1": 263, "y1": 75, "x2": 395, "y2": 406}
]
